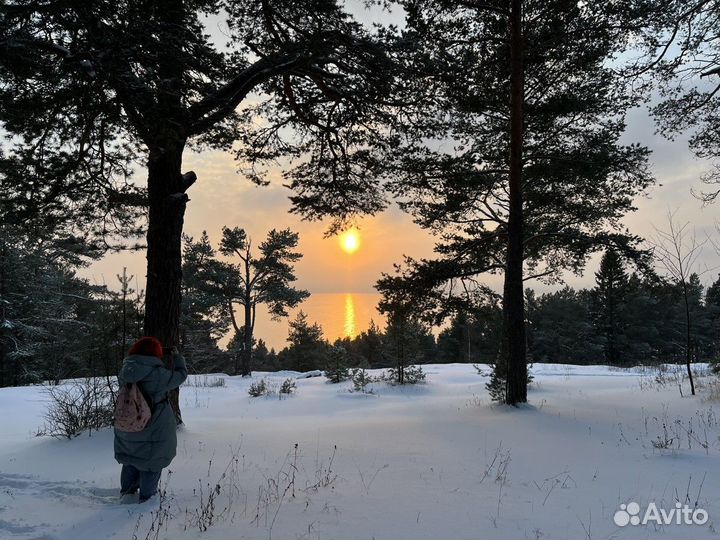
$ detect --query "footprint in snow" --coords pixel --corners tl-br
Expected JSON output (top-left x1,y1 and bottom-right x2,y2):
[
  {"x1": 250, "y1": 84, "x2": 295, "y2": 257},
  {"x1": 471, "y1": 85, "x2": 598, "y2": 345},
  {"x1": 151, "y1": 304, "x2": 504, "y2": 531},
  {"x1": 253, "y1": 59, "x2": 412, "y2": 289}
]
[{"x1": 0, "y1": 472, "x2": 119, "y2": 505}]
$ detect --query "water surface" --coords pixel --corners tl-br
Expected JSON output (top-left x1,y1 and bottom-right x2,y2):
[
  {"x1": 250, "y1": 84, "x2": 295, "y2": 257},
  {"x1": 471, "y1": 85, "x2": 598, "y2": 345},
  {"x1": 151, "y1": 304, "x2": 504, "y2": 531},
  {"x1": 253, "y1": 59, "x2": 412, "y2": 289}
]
[{"x1": 251, "y1": 293, "x2": 385, "y2": 350}]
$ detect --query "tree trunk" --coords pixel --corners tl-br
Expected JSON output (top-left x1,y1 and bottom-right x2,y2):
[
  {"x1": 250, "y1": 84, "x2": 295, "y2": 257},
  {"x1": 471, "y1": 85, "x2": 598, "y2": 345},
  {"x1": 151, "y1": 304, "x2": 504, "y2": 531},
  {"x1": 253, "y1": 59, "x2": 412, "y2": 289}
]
[
  {"x1": 607, "y1": 279, "x2": 615, "y2": 364},
  {"x1": 682, "y1": 282, "x2": 696, "y2": 395},
  {"x1": 503, "y1": 0, "x2": 528, "y2": 406},
  {"x1": 143, "y1": 142, "x2": 191, "y2": 424},
  {"x1": 121, "y1": 268, "x2": 128, "y2": 374},
  {"x1": 0, "y1": 235, "x2": 6, "y2": 388},
  {"x1": 242, "y1": 297, "x2": 252, "y2": 377},
  {"x1": 228, "y1": 303, "x2": 241, "y2": 375}
]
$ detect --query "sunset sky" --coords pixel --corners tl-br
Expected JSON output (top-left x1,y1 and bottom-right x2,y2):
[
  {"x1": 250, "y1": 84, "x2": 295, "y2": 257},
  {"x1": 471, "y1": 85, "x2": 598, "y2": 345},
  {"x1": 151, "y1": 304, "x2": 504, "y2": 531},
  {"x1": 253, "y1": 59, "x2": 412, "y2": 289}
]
[
  {"x1": 82, "y1": 3, "x2": 720, "y2": 305},
  {"x1": 84, "y1": 148, "x2": 438, "y2": 294},
  {"x1": 83, "y1": 106, "x2": 718, "y2": 298}
]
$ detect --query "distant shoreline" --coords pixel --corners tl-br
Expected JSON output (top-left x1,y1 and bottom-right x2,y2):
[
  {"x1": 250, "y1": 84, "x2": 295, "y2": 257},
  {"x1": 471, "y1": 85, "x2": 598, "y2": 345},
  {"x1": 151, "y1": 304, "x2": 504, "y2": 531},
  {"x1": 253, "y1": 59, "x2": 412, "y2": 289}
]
[{"x1": 223, "y1": 292, "x2": 385, "y2": 351}]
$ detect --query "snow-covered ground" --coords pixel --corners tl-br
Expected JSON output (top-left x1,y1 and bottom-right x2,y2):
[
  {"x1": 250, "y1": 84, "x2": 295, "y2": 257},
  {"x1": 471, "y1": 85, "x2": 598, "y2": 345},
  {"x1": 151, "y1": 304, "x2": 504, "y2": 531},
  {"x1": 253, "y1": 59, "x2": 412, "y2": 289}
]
[{"x1": 1, "y1": 363, "x2": 719, "y2": 540}]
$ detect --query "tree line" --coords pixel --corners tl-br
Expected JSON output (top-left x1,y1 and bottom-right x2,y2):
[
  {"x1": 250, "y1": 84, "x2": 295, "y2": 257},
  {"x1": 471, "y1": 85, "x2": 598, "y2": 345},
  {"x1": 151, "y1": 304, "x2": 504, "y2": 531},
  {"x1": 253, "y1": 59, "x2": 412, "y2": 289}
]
[
  {"x1": 438, "y1": 262, "x2": 720, "y2": 369},
  {"x1": 5, "y1": 224, "x2": 720, "y2": 389},
  {"x1": 0, "y1": 224, "x2": 435, "y2": 383},
  {"x1": 0, "y1": 225, "x2": 143, "y2": 386}
]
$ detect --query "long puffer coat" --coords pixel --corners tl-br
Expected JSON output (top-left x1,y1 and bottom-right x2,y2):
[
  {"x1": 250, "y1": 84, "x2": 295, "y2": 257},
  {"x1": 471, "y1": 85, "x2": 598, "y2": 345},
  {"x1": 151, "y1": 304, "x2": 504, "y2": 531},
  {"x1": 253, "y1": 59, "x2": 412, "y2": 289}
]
[{"x1": 113, "y1": 353, "x2": 188, "y2": 472}]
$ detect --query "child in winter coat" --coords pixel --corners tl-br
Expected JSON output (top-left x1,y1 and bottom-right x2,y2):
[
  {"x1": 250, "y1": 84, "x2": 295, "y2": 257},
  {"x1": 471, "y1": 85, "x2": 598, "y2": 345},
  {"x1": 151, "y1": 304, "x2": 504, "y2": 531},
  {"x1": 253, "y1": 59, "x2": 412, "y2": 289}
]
[{"x1": 114, "y1": 337, "x2": 187, "y2": 503}]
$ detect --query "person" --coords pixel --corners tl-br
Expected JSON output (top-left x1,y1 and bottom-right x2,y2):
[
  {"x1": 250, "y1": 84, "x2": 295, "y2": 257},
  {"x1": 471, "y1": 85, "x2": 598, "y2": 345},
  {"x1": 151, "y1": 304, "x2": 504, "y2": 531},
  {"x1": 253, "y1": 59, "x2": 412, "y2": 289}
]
[{"x1": 114, "y1": 336, "x2": 187, "y2": 503}]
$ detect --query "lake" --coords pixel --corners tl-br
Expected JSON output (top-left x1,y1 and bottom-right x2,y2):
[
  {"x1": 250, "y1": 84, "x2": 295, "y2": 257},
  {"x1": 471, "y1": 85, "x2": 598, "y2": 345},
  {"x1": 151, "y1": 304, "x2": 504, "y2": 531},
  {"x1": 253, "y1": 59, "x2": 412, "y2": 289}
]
[{"x1": 250, "y1": 293, "x2": 385, "y2": 351}]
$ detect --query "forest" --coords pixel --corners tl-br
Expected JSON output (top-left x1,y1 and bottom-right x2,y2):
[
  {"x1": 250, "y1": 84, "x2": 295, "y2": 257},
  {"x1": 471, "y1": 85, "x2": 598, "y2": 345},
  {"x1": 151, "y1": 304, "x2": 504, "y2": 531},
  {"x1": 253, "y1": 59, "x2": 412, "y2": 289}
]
[{"x1": 3, "y1": 233, "x2": 720, "y2": 385}]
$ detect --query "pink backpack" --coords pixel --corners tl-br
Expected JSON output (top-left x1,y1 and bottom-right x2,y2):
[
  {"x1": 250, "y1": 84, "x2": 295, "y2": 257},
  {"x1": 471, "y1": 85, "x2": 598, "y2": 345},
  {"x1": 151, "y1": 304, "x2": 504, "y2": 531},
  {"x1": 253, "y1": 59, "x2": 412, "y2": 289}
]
[{"x1": 114, "y1": 383, "x2": 152, "y2": 432}]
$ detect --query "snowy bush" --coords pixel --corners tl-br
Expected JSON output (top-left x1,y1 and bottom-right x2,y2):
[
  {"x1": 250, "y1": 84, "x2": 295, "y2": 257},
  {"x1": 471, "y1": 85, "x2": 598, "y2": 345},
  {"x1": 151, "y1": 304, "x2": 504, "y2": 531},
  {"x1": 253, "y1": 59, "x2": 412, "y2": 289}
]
[
  {"x1": 473, "y1": 364, "x2": 490, "y2": 377},
  {"x1": 350, "y1": 368, "x2": 374, "y2": 393},
  {"x1": 279, "y1": 378, "x2": 296, "y2": 395},
  {"x1": 41, "y1": 378, "x2": 116, "y2": 439},
  {"x1": 248, "y1": 379, "x2": 268, "y2": 397},
  {"x1": 402, "y1": 364, "x2": 426, "y2": 384},
  {"x1": 185, "y1": 375, "x2": 226, "y2": 388},
  {"x1": 484, "y1": 360, "x2": 534, "y2": 403},
  {"x1": 711, "y1": 359, "x2": 720, "y2": 375},
  {"x1": 703, "y1": 378, "x2": 720, "y2": 401},
  {"x1": 248, "y1": 378, "x2": 295, "y2": 399},
  {"x1": 384, "y1": 364, "x2": 426, "y2": 385}
]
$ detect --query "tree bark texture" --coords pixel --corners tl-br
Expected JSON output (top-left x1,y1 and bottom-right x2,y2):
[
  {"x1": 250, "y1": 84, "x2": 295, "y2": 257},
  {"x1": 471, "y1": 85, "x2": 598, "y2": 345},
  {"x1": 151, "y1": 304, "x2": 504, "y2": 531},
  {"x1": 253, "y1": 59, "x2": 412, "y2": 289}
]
[
  {"x1": 503, "y1": 0, "x2": 528, "y2": 405},
  {"x1": 242, "y1": 296, "x2": 252, "y2": 377},
  {"x1": 143, "y1": 142, "x2": 189, "y2": 424}
]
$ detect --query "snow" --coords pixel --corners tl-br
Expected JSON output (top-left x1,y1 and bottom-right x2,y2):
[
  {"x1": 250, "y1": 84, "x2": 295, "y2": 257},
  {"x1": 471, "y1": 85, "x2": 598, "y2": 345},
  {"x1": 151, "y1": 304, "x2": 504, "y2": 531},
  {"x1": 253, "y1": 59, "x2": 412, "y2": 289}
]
[
  {"x1": 295, "y1": 370, "x2": 323, "y2": 379},
  {"x1": 0, "y1": 363, "x2": 719, "y2": 539}
]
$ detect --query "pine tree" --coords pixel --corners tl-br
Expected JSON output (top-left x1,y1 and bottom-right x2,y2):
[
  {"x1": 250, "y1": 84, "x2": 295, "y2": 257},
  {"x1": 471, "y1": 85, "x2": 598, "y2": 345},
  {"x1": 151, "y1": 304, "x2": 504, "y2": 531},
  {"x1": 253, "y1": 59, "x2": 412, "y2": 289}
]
[
  {"x1": 278, "y1": 311, "x2": 329, "y2": 372},
  {"x1": 217, "y1": 227, "x2": 309, "y2": 376},
  {"x1": 181, "y1": 233, "x2": 230, "y2": 374},
  {"x1": 437, "y1": 312, "x2": 473, "y2": 364},
  {"x1": 381, "y1": 313, "x2": 431, "y2": 385},
  {"x1": 706, "y1": 275, "x2": 720, "y2": 309},
  {"x1": 227, "y1": 330, "x2": 256, "y2": 375},
  {"x1": 356, "y1": 320, "x2": 385, "y2": 368},
  {"x1": 325, "y1": 345, "x2": 350, "y2": 383},
  {"x1": 375, "y1": 0, "x2": 653, "y2": 404},
  {"x1": 529, "y1": 287, "x2": 604, "y2": 365},
  {"x1": 621, "y1": 273, "x2": 657, "y2": 363},
  {"x1": 591, "y1": 250, "x2": 630, "y2": 365},
  {"x1": 253, "y1": 339, "x2": 279, "y2": 372},
  {"x1": 0, "y1": 223, "x2": 112, "y2": 385},
  {"x1": 705, "y1": 274, "x2": 720, "y2": 367},
  {"x1": 686, "y1": 273, "x2": 713, "y2": 362}
]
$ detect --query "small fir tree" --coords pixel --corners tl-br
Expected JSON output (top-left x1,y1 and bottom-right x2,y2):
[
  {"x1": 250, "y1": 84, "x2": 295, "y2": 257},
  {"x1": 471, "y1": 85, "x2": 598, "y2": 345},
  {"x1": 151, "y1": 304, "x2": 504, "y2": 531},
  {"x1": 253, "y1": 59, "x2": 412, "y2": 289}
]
[{"x1": 325, "y1": 346, "x2": 350, "y2": 383}]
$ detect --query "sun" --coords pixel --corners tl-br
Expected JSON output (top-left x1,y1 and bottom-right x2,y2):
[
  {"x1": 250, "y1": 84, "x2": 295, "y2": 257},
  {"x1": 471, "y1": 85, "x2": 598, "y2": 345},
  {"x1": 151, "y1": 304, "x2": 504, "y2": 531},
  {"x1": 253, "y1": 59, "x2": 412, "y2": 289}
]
[{"x1": 340, "y1": 229, "x2": 360, "y2": 254}]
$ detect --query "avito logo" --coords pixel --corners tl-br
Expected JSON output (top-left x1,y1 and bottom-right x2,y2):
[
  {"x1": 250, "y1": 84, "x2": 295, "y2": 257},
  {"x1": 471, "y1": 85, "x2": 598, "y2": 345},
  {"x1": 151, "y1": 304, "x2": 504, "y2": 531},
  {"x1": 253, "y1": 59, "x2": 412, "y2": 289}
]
[{"x1": 614, "y1": 501, "x2": 708, "y2": 527}]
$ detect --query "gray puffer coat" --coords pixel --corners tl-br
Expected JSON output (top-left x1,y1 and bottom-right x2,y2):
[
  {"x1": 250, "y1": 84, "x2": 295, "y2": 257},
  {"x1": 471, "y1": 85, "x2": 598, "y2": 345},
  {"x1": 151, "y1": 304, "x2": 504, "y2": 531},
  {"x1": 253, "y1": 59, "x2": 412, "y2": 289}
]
[{"x1": 113, "y1": 353, "x2": 188, "y2": 472}]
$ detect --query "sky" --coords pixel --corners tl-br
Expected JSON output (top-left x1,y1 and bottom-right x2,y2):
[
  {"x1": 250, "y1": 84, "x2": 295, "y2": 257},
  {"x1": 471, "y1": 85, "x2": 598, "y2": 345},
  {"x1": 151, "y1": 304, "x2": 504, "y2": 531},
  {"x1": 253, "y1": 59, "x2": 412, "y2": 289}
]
[
  {"x1": 80, "y1": 2, "x2": 720, "y2": 297},
  {"x1": 82, "y1": 108, "x2": 719, "y2": 296},
  {"x1": 82, "y1": 150, "x2": 438, "y2": 294}
]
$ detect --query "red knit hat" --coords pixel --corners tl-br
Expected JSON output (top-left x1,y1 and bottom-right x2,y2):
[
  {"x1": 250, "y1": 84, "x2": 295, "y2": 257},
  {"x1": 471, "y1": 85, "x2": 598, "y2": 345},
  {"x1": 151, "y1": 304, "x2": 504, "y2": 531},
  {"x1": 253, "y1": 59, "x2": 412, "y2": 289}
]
[{"x1": 128, "y1": 336, "x2": 163, "y2": 359}]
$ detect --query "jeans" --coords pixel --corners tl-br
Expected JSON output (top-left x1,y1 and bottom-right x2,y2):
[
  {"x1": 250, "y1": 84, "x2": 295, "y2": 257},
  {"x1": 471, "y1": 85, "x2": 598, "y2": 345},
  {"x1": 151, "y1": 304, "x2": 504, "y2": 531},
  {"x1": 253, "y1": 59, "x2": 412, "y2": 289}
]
[{"x1": 120, "y1": 464, "x2": 162, "y2": 502}]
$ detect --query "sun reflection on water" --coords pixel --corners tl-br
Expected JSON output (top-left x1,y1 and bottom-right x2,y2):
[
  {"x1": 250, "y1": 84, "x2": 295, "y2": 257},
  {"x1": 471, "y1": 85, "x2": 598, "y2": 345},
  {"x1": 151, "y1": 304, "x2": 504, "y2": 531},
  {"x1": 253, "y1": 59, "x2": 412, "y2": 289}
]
[{"x1": 343, "y1": 294, "x2": 357, "y2": 338}]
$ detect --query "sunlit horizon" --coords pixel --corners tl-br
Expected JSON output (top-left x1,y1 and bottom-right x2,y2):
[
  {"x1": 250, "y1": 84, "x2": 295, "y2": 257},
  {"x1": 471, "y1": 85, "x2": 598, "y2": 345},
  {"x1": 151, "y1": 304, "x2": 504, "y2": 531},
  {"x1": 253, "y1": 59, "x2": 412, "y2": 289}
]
[{"x1": 221, "y1": 291, "x2": 383, "y2": 351}]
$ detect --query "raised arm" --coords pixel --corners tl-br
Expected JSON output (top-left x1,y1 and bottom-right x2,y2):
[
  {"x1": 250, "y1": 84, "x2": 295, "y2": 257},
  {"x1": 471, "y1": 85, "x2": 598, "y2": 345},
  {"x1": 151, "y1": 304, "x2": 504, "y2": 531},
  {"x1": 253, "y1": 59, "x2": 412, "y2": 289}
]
[{"x1": 157, "y1": 352, "x2": 188, "y2": 394}]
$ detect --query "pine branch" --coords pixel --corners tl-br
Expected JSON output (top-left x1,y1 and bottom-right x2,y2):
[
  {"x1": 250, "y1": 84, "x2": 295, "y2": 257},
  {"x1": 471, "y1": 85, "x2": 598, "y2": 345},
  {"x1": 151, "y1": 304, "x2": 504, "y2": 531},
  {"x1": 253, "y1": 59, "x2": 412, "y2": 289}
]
[
  {"x1": 188, "y1": 53, "x2": 319, "y2": 135},
  {"x1": 455, "y1": 1, "x2": 510, "y2": 16},
  {"x1": 701, "y1": 66, "x2": 720, "y2": 77}
]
